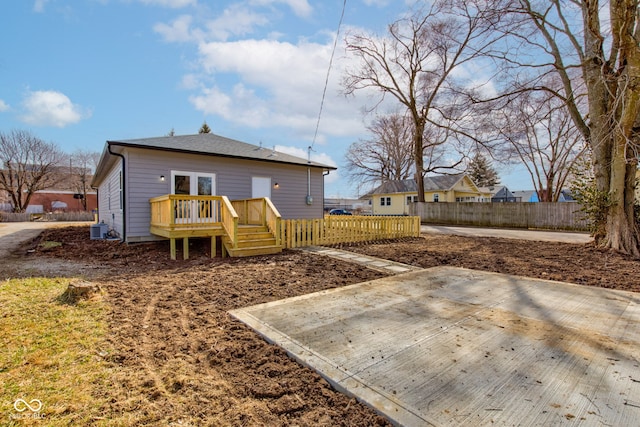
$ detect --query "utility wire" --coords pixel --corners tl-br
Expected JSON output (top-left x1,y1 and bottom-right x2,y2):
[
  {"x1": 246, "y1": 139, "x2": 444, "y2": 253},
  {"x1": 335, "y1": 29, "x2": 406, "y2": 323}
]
[{"x1": 310, "y1": 0, "x2": 347, "y2": 151}]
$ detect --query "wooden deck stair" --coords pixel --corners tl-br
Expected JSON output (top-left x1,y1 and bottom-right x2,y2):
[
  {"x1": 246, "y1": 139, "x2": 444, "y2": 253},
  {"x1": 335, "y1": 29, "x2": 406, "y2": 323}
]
[{"x1": 223, "y1": 225, "x2": 283, "y2": 257}]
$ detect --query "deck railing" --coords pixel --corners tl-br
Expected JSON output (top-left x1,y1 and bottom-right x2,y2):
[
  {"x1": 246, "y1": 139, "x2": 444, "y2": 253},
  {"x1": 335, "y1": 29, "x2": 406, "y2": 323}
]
[
  {"x1": 150, "y1": 194, "x2": 231, "y2": 228},
  {"x1": 281, "y1": 215, "x2": 421, "y2": 248}
]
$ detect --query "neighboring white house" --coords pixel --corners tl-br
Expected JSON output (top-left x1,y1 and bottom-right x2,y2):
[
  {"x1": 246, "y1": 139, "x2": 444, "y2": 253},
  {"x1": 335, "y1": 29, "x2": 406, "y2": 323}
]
[{"x1": 91, "y1": 133, "x2": 336, "y2": 242}]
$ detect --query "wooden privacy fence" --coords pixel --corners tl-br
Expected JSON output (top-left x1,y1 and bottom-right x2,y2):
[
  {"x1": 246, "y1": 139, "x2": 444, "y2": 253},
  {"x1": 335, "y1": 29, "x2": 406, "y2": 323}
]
[
  {"x1": 410, "y1": 202, "x2": 589, "y2": 231},
  {"x1": 281, "y1": 215, "x2": 421, "y2": 248}
]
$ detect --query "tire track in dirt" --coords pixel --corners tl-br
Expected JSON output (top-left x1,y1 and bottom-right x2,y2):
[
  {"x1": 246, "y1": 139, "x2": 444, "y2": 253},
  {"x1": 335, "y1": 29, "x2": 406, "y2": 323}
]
[{"x1": 140, "y1": 289, "x2": 170, "y2": 397}]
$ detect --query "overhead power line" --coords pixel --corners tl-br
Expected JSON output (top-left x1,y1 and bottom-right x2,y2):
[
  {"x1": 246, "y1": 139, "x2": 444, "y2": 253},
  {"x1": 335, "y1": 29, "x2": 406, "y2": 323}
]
[{"x1": 310, "y1": 0, "x2": 347, "y2": 151}]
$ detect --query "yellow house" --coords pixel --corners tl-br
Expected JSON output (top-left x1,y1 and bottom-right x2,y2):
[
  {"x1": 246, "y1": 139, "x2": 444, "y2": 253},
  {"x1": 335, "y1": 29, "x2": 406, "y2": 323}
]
[{"x1": 365, "y1": 174, "x2": 490, "y2": 215}]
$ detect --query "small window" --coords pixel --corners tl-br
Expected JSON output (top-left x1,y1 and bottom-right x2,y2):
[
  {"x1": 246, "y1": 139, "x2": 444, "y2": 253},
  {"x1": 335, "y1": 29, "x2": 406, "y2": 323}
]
[
  {"x1": 406, "y1": 195, "x2": 417, "y2": 204},
  {"x1": 433, "y1": 193, "x2": 439, "y2": 202},
  {"x1": 386, "y1": 197, "x2": 391, "y2": 206},
  {"x1": 380, "y1": 197, "x2": 391, "y2": 206}
]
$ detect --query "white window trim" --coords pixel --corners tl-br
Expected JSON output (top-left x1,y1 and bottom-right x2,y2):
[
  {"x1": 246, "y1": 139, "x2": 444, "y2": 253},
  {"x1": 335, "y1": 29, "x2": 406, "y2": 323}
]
[{"x1": 170, "y1": 171, "x2": 217, "y2": 196}]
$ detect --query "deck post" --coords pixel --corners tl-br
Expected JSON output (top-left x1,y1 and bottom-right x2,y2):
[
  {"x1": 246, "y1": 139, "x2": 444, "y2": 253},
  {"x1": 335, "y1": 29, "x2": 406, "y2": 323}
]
[
  {"x1": 170, "y1": 238, "x2": 176, "y2": 260},
  {"x1": 183, "y1": 237, "x2": 189, "y2": 260},
  {"x1": 211, "y1": 236, "x2": 216, "y2": 258}
]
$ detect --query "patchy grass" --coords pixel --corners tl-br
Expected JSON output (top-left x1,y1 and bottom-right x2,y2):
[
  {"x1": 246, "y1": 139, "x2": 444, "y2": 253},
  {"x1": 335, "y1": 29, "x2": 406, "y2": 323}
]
[{"x1": 0, "y1": 277, "x2": 112, "y2": 426}]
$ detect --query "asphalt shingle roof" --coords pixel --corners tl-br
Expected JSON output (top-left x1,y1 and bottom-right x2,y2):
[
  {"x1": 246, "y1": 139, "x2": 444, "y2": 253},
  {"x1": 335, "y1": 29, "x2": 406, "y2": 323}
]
[
  {"x1": 366, "y1": 174, "x2": 466, "y2": 195},
  {"x1": 107, "y1": 133, "x2": 335, "y2": 169}
]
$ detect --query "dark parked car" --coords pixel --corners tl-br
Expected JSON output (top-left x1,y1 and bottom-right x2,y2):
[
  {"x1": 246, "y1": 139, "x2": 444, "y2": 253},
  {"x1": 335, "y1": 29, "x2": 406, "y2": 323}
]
[{"x1": 329, "y1": 209, "x2": 352, "y2": 215}]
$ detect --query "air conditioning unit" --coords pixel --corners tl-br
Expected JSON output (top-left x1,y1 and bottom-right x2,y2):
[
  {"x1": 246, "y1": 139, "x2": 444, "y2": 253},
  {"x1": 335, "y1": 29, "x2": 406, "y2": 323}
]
[{"x1": 90, "y1": 223, "x2": 109, "y2": 240}]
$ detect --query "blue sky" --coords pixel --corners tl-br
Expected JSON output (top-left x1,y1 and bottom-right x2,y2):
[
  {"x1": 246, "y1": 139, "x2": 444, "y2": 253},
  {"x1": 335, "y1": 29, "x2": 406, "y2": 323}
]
[{"x1": 0, "y1": 0, "x2": 530, "y2": 197}]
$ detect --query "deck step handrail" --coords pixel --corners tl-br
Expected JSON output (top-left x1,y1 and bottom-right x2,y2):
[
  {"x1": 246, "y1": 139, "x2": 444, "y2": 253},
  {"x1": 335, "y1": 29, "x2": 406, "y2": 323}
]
[
  {"x1": 220, "y1": 196, "x2": 238, "y2": 249},
  {"x1": 230, "y1": 197, "x2": 281, "y2": 245},
  {"x1": 264, "y1": 198, "x2": 282, "y2": 247}
]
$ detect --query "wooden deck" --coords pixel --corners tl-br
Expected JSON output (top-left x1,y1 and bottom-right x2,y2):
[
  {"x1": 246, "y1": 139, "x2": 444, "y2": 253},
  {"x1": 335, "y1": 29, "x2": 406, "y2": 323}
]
[
  {"x1": 150, "y1": 195, "x2": 421, "y2": 260},
  {"x1": 150, "y1": 195, "x2": 282, "y2": 260}
]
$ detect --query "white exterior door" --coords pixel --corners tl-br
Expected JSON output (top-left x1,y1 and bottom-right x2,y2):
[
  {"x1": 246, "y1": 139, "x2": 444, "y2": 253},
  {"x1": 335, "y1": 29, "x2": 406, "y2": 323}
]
[
  {"x1": 252, "y1": 176, "x2": 271, "y2": 199},
  {"x1": 171, "y1": 171, "x2": 216, "y2": 223}
]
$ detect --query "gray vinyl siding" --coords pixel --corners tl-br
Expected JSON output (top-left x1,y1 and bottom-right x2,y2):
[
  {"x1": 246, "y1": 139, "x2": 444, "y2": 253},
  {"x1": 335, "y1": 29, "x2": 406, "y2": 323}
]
[
  {"x1": 97, "y1": 162, "x2": 123, "y2": 237},
  {"x1": 124, "y1": 148, "x2": 327, "y2": 242}
]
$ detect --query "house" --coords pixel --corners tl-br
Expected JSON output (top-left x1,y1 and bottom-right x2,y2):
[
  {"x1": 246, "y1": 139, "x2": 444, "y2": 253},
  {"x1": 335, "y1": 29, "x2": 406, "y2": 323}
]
[
  {"x1": 558, "y1": 189, "x2": 576, "y2": 202},
  {"x1": 490, "y1": 186, "x2": 518, "y2": 202},
  {"x1": 0, "y1": 164, "x2": 97, "y2": 213},
  {"x1": 28, "y1": 190, "x2": 97, "y2": 213},
  {"x1": 365, "y1": 174, "x2": 489, "y2": 215},
  {"x1": 91, "y1": 133, "x2": 336, "y2": 245},
  {"x1": 512, "y1": 190, "x2": 538, "y2": 203},
  {"x1": 511, "y1": 189, "x2": 576, "y2": 203}
]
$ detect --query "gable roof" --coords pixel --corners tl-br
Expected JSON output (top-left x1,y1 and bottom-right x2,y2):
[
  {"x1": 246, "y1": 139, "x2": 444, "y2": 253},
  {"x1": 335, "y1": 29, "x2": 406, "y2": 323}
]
[
  {"x1": 112, "y1": 133, "x2": 334, "y2": 168},
  {"x1": 366, "y1": 173, "x2": 472, "y2": 195},
  {"x1": 93, "y1": 133, "x2": 335, "y2": 187},
  {"x1": 492, "y1": 186, "x2": 514, "y2": 199}
]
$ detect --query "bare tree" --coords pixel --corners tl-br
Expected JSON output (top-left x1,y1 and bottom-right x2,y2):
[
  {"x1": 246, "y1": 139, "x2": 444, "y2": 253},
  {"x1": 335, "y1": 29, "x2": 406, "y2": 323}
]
[
  {"x1": 495, "y1": 89, "x2": 586, "y2": 202},
  {"x1": 492, "y1": 0, "x2": 640, "y2": 256},
  {"x1": 0, "y1": 130, "x2": 65, "y2": 213},
  {"x1": 343, "y1": 1, "x2": 505, "y2": 201},
  {"x1": 69, "y1": 149, "x2": 101, "y2": 210},
  {"x1": 345, "y1": 114, "x2": 414, "y2": 187}
]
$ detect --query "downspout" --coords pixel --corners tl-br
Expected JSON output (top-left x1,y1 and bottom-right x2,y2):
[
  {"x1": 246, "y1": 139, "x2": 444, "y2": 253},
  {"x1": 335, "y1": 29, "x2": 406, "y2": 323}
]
[
  {"x1": 91, "y1": 186, "x2": 99, "y2": 223},
  {"x1": 323, "y1": 170, "x2": 330, "y2": 214},
  {"x1": 305, "y1": 146, "x2": 313, "y2": 205},
  {"x1": 108, "y1": 143, "x2": 126, "y2": 242}
]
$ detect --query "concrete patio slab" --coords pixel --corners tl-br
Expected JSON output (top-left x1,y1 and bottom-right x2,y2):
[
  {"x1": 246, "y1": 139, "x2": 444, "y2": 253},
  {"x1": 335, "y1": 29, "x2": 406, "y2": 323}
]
[{"x1": 230, "y1": 267, "x2": 640, "y2": 426}]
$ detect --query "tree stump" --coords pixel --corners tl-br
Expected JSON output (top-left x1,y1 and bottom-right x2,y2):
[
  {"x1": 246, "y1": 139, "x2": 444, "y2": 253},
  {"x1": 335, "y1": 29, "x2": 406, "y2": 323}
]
[{"x1": 60, "y1": 281, "x2": 101, "y2": 303}]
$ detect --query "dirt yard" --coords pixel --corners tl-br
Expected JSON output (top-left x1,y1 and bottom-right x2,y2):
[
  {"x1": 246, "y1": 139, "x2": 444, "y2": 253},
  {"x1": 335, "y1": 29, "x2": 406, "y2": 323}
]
[{"x1": 8, "y1": 226, "x2": 640, "y2": 425}]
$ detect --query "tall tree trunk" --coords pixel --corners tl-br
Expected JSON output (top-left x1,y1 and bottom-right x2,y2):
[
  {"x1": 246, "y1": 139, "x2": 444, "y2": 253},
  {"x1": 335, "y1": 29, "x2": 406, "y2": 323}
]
[{"x1": 414, "y1": 120, "x2": 426, "y2": 202}]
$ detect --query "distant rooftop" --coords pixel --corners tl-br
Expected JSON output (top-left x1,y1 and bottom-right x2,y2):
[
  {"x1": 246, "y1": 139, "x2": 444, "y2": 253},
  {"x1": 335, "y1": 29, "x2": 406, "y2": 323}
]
[{"x1": 365, "y1": 174, "x2": 467, "y2": 195}]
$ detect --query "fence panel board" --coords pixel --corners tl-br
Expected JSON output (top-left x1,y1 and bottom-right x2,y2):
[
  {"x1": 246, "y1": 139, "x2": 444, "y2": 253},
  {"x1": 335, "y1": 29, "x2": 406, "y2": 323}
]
[
  {"x1": 410, "y1": 202, "x2": 588, "y2": 231},
  {"x1": 281, "y1": 215, "x2": 420, "y2": 249}
]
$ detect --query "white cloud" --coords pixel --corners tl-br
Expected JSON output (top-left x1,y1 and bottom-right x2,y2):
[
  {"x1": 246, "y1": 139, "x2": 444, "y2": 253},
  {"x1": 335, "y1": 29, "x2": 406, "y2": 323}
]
[
  {"x1": 154, "y1": 15, "x2": 195, "y2": 42},
  {"x1": 33, "y1": 0, "x2": 49, "y2": 13},
  {"x1": 249, "y1": 0, "x2": 312, "y2": 18},
  {"x1": 204, "y1": 4, "x2": 269, "y2": 41},
  {"x1": 0, "y1": 100, "x2": 9, "y2": 112},
  {"x1": 139, "y1": 0, "x2": 196, "y2": 8},
  {"x1": 362, "y1": 0, "x2": 390, "y2": 6},
  {"x1": 275, "y1": 145, "x2": 340, "y2": 184},
  {"x1": 188, "y1": 37, "x2": 369, "y2": 138},
  {"x1": 180, "y1": 73, "x2": 200, "y2": 90},
  {"x1": 275, "y1": 145, "x2": 337, "y2": 167},
  {"x1": 154, "y1": 5, "x2": 270, "y2": 43},
  {"x1": 20, "y1": 90, "x2": 90, "y2": 127}
]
